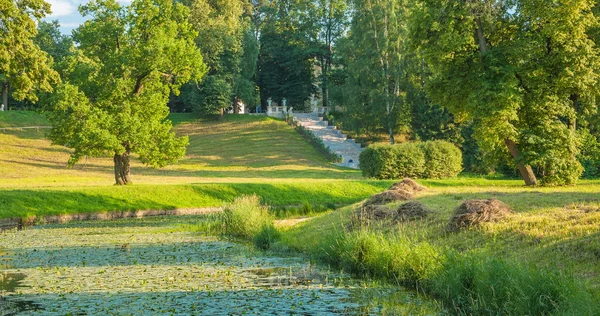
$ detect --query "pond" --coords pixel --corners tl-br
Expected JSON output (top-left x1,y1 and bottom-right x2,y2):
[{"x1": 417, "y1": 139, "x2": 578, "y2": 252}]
[{"x1": 0, "y1": 216, "x2": 438, "y2": 315}]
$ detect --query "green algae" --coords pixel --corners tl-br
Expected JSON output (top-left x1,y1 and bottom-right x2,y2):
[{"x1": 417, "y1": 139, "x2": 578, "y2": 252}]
[{"x1": 0, "y1": 216, "x2": 439, "y2": 315}]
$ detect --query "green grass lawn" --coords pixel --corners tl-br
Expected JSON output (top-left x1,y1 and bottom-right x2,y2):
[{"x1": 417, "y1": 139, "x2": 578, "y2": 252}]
[
  {"x1": 0, "y1": 110, "x2": 50, "y2": 127},
  {"x1": 0, "y1": 111, "x2": 379, "y2": 218},
  {"x1": 279, "y1": 178, "x2": 600, "y2": 312}
]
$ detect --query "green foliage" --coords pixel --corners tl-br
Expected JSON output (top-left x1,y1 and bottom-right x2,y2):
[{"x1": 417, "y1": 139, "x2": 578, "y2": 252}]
[
  {"x1": 44, "y1": 0, "x2": 205, "y2": 183},
  {"x1": 0, "y1": 0, "x2": 60, "y2": 107},
  {"x1": 394, "y1": 142, "x2": 426, "y2": 178},
  {"x1": 330, "y1": 0, "x2": 411, "y2": 142},
  {"x1": 420, "y1": 141, "x2": 463, "y2": 179},
  {"x1": 333, "y1": 231, "x2": 443, "y2": 285},
  {"x1": 428, "y1": 254, "x2": 595, "y2": 315},
  {"x1": 221, "y1": 195, "x2": 273, "y2": 239},
  {"x1": 360, "y1": 141, "x2": 460, "y2": 179},
  {"x1": 410, "y1": 0, "x2": 600, "y2": 186},
  {"x1": 579, "y1": 129, "x2": 600, "y2": 178},
  {"x1": 176, "y1": 0, "x2": 255, "y2": 114},
  {"x1": 196, "y1": 76, "x2": 232, "y2": 114},
  {"x1": 359, "y1": 144, "x2": 397, "y2": 179},
  {"x1": 282, "y1": 212, "x2": 597, "y2": 315},
  {"x1": 34, "y1": 20, "x2": 73, "y2": 70},
  {"x1": 258, "y1": 27, "x2": 314, "y2": 110}
]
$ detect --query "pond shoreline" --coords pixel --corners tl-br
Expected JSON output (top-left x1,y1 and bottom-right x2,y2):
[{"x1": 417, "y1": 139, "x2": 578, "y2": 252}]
[{"x1": 0, "y1": 208, "x2": 222, "y2": 231}]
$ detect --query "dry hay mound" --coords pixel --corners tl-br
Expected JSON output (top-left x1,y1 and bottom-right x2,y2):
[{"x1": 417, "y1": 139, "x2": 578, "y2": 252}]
[
  {"x1": 358, "y1": 204, "x2": 394, "y2": 221},
  {"x1": 448, "y1": 199, "x2": 512, "y2": 231},
  {"x1": 395, "y1": 201, "x2": 433, "y2": 221},
  {"x1": 349, "y1": 204, "x2": 393, "y2": 228},
  {"x1": 389, "y1": 178, "x2": 427, "y2": 194},
  {"x1": 364, "y1": 190, "x2": 413, "y2": 206}
]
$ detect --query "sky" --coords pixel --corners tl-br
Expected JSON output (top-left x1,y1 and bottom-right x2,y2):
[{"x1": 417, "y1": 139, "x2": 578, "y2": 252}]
[{"x1": 45, "y1": 0, "x2": 131, "y2": 34}]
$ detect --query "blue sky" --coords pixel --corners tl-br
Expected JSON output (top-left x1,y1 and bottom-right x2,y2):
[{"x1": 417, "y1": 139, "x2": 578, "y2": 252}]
[{"x1": 45, "y1": 0, "x2": 132, "y2": 34}]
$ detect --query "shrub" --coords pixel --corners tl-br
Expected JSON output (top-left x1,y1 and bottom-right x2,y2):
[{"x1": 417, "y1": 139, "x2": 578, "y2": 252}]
[
  {"x1": 393, "y1": 142, "x2": 426, "y2": 178},
  {"x1": 359, "y1": 144, "x2": 397, "y2": 178},
  {"x1": 253, "y1": 224, "x2": 281, "y2": 250},
  {"x1": 420, "y1": 140, "x2": 463, "y2": 179},
  {"x1": 360, "y1": 141, "x2": 461, "y2": 179},
  {"x1": 221, "y1": 195, "x2": 273, "y2": 238}
]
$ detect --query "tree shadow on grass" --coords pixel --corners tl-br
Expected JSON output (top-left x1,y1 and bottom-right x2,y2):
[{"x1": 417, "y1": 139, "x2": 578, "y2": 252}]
[
  {"x1": 0, "y1": 189, "x2": 177, "y2": 218},
  {"x1": 0, "y1": 181, "x2": 390, "y2": 219}
]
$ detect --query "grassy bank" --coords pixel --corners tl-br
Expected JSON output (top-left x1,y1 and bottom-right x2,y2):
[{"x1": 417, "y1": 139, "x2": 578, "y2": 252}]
[
  {"x1": 276, "y1": 180, "x2": 600, "y2": 314},
  {"x1": 0, "y1": 181, "x2": 390, "y2": 219}
]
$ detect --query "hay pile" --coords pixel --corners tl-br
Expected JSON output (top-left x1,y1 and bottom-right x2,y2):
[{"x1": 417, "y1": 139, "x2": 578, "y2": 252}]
[
  {"x1": 363, "y1": 178, "x2": 427, "y2": 207},
  {"x1": 448, "y1": 199, "x2": 512, "y2": 231},
  {"x1": 356, "y1": 204, "x2": 394, "y2": 222},
  {"x1": 363, "y1": 190, "x2": 413, "y2": 206},
  {"x1": 389, "y1": 178, "x2": 427, "y2": 194},
  {"x1": 396, "y1": 201, "x2": 433, "y2": 221},
  {"x1": 352, "y1": 178, "x2": 430, "y2": 227},
  {"x1": 353, "y1": 201, "x2": 433, "y2": 226}
]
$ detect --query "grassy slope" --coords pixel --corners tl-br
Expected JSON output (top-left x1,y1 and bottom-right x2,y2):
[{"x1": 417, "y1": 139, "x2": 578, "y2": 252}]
[
  {"x1": 0, "y1": 111, "x2": 382, "y2": 218},
  {"x1": 280, "y1": 178, "x2": 600, "y2": 302},
  {"x1": 0, "y1": 111, "x2": 50, "y2": 127}
]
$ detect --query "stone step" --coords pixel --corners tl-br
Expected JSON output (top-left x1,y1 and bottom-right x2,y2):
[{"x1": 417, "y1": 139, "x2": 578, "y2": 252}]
[{"x1": 292, "y1": 113, "x2": 362, "y2": 169}]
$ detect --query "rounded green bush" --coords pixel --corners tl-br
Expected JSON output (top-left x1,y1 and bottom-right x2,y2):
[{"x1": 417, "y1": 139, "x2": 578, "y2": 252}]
[
  {"x1": 360, "y1": 141, "x2": 460, "y2": 179},
  {"x1": 420, "y1": 140, "x2": 463, "y2": 179},
  {"x1": 393, "y1": 142, "x2": 426, "y2": 178},
  {"x1": 359, "y1": 144, "x2": 397, "y2": 179}
]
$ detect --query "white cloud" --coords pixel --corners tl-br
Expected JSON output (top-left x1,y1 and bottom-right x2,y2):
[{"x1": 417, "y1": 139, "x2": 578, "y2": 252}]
[{"x1": 47, "y1": 0, "x2": 78, "y2": 17}]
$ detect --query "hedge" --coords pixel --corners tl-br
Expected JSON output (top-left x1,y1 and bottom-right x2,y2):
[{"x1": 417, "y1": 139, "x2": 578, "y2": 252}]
[
  {"x1": 359, "y1": 140, "x2": 462, "y2": 179},
  {"x1": 420, "y1": 140, "x2": 463, "y2": 179}
]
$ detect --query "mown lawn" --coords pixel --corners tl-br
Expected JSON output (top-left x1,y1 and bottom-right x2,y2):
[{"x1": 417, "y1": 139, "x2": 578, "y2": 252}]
[
  {"x1": 0, "y1": 111, "x2": 378, "y2": 218},
  {"x1": 0, "y1": 113, "x2": 361, "y2": 188}
]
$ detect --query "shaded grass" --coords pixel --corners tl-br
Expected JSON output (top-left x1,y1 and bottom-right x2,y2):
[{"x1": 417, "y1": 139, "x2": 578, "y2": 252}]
[{"x1": 0, "y1": 181, "x2": 390, "y2": 219}]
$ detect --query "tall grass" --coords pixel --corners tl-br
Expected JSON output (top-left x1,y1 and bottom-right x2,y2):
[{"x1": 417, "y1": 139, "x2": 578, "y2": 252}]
[
  {"x1": 220, "y1": 195, "x2": 280, "y2": 249},
  {"x1": 221, "y1": 195, "x2": 273, "y2": 238},
  {"x1": 309, "y1": 228, "x2": 597, "y2": 315}
]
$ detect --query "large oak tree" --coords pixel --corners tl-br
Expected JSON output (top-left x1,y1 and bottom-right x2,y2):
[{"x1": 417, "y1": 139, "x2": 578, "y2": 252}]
[{"x1": 45, "y1": 0, "x2": 207, "y2": 185}]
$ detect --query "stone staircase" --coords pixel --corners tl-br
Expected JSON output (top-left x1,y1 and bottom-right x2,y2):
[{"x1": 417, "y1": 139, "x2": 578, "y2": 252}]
[{"x1": 292, "y1": 113, "x2": 363, "y2": 169}]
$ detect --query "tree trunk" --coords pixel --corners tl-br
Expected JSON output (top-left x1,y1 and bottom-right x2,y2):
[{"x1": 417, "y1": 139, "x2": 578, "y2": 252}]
[
  {"x1": 233, "y1": 96, "x2": 239, "y2": 114},
  {"x1": 1, "y1": 82, "x2": 8, "y2": 111},
  {"x1": 113, "y1": 149, "x2": 132, "y2": 185},
  {"x1": 569, "y1": 94, "x2": 579, "y2": 132},
  {"x1": 505, "y1": 138, "x2": 537, "y2": 186},
  {"x1": 475, "y1": 18, "x2": 489, "y2": 54},
  {"x1": 322, "y1": 56, "x2": 329, "y2": 109}
]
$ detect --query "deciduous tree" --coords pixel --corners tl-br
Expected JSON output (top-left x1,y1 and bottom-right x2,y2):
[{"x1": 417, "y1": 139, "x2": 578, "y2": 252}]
[
  {"x1": 0, "y1": 0, "x2": 60, "y2": 111},
  {"x1": 45, "y1": 0, "x2": 206, "y2": 185}
]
